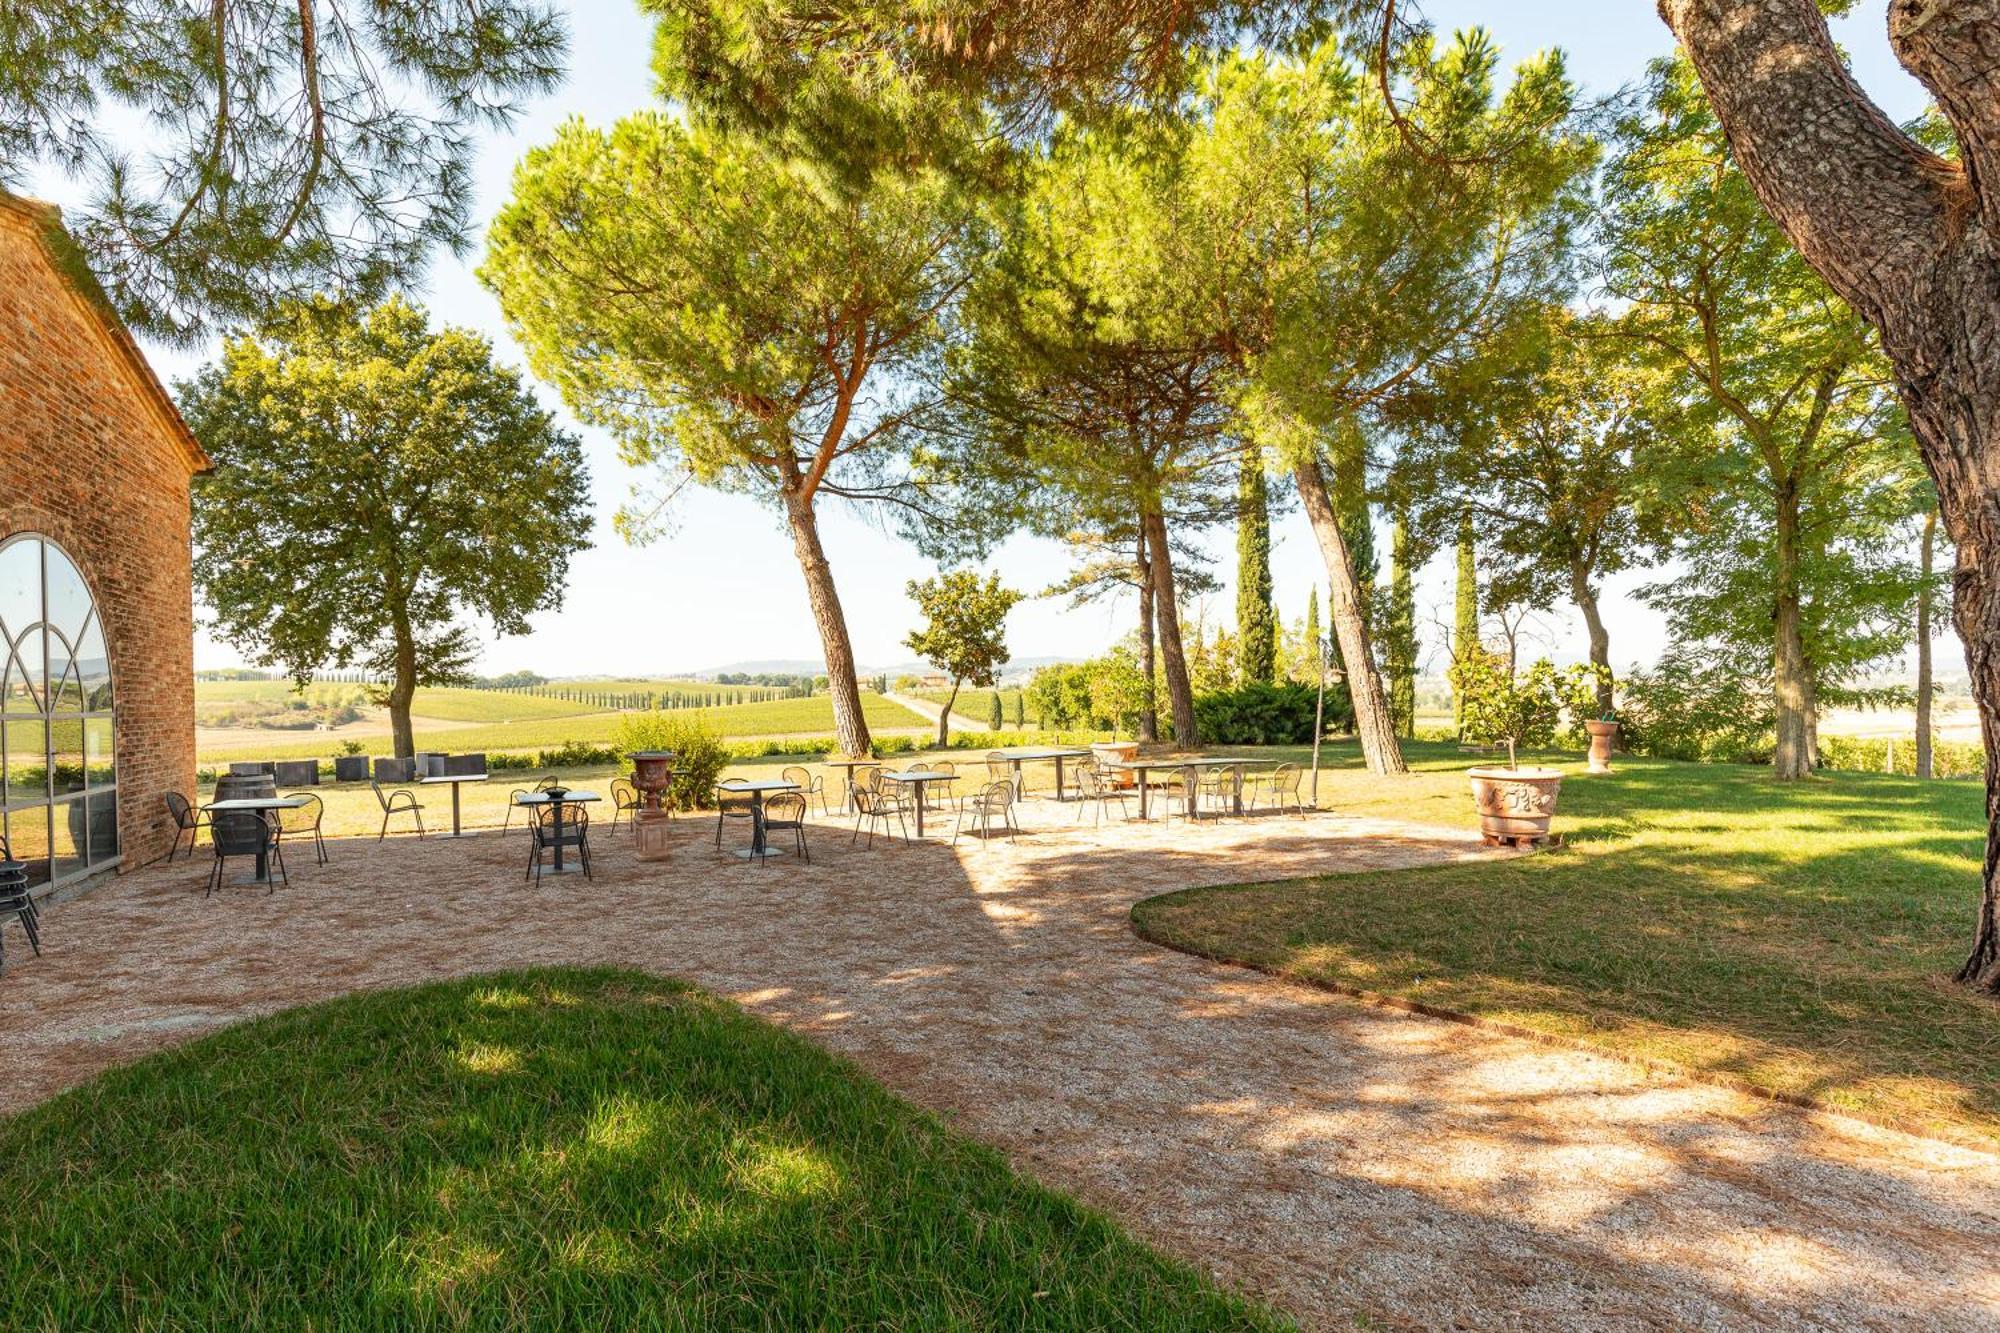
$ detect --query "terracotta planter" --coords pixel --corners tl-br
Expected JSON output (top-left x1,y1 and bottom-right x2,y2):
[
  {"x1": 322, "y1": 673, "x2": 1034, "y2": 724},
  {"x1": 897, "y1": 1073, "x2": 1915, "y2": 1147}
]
[
  {"x1": 1584, "y1": 719, "x2": 1619, "y2": 774},
  {"x1": 629, "y1": 750, "x2": 676, "y2": 811},
  {"x1": 1092, "y1": 742, "x2": 1139, "y2": 788},
  {"x1": 1468, "y1": 766, "x2": 1564, "y2": 846}
]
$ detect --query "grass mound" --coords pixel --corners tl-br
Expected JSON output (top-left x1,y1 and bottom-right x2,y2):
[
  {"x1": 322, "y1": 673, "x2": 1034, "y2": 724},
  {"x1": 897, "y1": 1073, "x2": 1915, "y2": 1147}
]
[
  {"x1": 0, "y1": 969, "x2": 1284, "y2": 1331},
  {"x1": 1134, "y1": 741, "x2": 2000, "y2": 1147}
]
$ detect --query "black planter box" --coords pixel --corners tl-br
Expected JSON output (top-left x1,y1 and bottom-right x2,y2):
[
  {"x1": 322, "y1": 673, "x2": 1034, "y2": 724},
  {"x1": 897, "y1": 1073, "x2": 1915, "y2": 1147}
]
[
  {"x1": 273, "y1": 759, "x2": 319, "y2": 787},
  {"x1": 333, "y1": 755, "x2": 370, "y2": 782}
]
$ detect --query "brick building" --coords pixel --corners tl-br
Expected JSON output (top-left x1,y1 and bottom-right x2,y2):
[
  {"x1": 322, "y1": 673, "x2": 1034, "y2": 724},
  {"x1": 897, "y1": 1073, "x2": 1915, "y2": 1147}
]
[{"x1": 1, "y1": 194, "x2": 209, "y2": 893}]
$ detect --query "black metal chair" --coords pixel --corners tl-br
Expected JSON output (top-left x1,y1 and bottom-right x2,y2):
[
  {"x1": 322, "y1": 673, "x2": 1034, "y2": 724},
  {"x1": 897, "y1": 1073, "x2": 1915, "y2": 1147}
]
[
  {"x1": 526, "y1": 802, "x2": 591, "y2": 883},
  {"x1": 502, "y1": 788, "x2": 533, "y2": 835},
  {"x1": 535, "y1": 775, "x2": 563, "y2": 793},
  {"x1": 279, "y1": 792, "x2": 329, "y2": 866},
  {"x1": 610, "y1": 777, "x2": 641, "y2": 832},
  {"x1": 0, "y1": 836, "x2": 41, "y2": 976},
  {"x1": 371, "y1": 781, "x2": 425, "y2": 841},
  {"x1": 715, "y1": 782, "x2": 757, "y2": 849},
  {"x1": 162, "y1": 791, "x2": 209, "y2": 862},
  {"x1": 755, "y1": 792, "x2": 810, "y2": 865},
  {"x1": 206, "y1": 810, "x2": 286, "y2": 897}
]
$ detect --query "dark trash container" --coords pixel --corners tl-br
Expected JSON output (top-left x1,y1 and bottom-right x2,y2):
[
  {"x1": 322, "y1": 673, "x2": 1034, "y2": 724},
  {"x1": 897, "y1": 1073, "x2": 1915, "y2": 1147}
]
[
  {"x1": 273, "y1": 760, "x2": 319, "y2": 787},
  {"x1": 334, "y1": 755, "x2": 370, "y2": 783},
  {"x1": 373, "y1": 756, "x2": 416, "y2": 784}
]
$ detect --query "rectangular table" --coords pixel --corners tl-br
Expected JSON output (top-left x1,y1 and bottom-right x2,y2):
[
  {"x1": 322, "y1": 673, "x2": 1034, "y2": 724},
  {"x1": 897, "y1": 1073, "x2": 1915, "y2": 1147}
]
[
  {"x1": 512, "y1": 791, "x2": 600, "y2": 874},
  {"x1": 879, "y1": 771, "x2": 960, "y2": 837},
  {"x1": 420, "y1": 772, "x2": 489, "y2": 837},
  {"x1": 1097, "y1": 757, "x2": 1284, "y2": 819},
  {"x1": 821, "y1": 759, "x2": 882, "y2": 814},
  {"x1": 717, "y1": 780, "x2": 800, "y2": 858},
  {"x1": 987, "y1": 747, "x2": 1093, "y2": 801},
  {"x1": 203, "y1": 796, "x2": 311, "y2": 884}
]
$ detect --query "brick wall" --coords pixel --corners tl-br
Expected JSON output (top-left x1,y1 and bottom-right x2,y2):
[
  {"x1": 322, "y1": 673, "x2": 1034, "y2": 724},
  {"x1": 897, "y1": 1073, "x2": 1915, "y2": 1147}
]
[{"x1": 0, "y1": 200, "x2": 206, "y2": 874}]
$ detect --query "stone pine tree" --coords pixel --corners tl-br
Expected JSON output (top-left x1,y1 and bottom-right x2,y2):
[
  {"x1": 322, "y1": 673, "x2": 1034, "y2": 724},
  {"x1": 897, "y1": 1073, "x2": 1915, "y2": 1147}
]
[
  {"x1": 1453, "y1": 513, "x2": 1479, "y2": 733},
  {"x1": 178, "y1": 296, "x2": 592, "y2": 758},
  {"x1": 484, "y1": 114, "x2": 981, "y2": 760},
  {"x1": 1652, "y1": 0, "x2": 2000, "y2": 989},
  {"x1": 1236, "y1": 457, "x2": 1277, "y2": 685},
  {"x1": 0, "y1": 0, "x2": 566, "y2": 342},
  {"x1": 903, "y1": 571, "x2": 1022, "y2": 746},
  {"x1": 1211, "y1": 33, "x2": 1592, "y2": 777}
]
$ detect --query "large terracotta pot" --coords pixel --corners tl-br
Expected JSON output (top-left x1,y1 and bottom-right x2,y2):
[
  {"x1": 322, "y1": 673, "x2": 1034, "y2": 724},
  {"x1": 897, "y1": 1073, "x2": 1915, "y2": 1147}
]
[
  {"x1": 1468, "y1": 766, "x2": 1564, "y2": 846},
  {"x1": 1092, "y1": 742, "x2": 1139, "y2": 789},
  {"x1": 1584, "y1": 719, "x2": 1619, "y2": 774},
  {"x1": 629, "y1": 750, "x2": 676, "y2": 811}
]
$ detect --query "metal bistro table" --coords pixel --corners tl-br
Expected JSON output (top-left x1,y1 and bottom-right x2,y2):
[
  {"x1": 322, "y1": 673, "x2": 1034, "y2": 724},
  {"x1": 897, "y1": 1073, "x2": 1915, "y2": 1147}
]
[
  {"x1": 513, "y1": 790, "x2": 600, "y2": 874},
  {"x1": 719, "y1": 779, "x2": 801, "y2": 859},
  {"x1": 203, "y1": 795, "x2": 311, "y2": 884},
  {"x1": 879, "y1": 770, "x2": 960, "y2": 837},
  {"x1": 1098, "y1": 757, "x2": 1284, "y2": 820},
  {"x1": 822, "y1": 758, "x2": 883, "y2": 813},
  {"x1": 420, "y1": 770, "x2": 490, "y2": 837},
  {"x1": 991, "y1": 746, "x2": 1093, "y2": 801}
]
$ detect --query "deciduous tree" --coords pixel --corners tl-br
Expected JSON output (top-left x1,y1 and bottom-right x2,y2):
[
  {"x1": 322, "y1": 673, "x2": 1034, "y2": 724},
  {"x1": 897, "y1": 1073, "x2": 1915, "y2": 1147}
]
[
  {"x1": 178, "y1": 296, "x2": 591, "y2": 757},
  {"x1": 904, "y1": 571, "x2": 1022, "y2": 745}
]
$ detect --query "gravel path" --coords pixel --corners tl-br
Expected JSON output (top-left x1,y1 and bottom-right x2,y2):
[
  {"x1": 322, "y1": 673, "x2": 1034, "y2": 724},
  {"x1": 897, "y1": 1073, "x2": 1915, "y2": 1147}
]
[{"x1": 1, "y1": 803, "x2": 1994, "y2": 1330}]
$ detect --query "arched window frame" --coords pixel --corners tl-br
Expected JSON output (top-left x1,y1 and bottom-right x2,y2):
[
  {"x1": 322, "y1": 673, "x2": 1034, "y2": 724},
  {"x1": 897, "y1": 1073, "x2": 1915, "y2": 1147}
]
[{"x1": 0, "y1": 534, "x2": 118, "y2": 889}]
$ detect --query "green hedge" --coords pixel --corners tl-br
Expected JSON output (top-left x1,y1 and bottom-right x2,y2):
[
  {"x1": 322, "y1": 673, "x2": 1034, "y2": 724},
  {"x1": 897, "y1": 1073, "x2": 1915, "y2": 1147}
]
[{"x1": 1816, "y1": 735, "x2": 1985, "y2": 780}]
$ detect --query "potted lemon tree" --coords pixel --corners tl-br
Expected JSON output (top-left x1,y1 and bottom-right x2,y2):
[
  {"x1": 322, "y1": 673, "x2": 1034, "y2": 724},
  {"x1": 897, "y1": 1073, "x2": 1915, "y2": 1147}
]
[{"x1": 1453, "y1": 652, "x2": 1570, "y2": 847}]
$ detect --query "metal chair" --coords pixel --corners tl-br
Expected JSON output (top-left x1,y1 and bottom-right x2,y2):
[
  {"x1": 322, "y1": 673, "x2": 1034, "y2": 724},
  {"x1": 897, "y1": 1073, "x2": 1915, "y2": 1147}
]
[
  {"x1": 535, "y1": 775, "x2": 563, "y2": 793},
  {"x1": 1073, "y1": 764, "x2": 1130, "y2": 827},
  {"x1": 923, "y1": 760, "x2": 960, "y2": 812},
  {"x1": 162, "y1": 791, "x2": 209, "y2": 862},
  {"x1": 1155, "y1": 768, "x2": 1199, "y2": 824},
  {"x1": 206, "y1": 810, "x2": 286, "y2": 897},
  {"x1": 953, "y1": 780, "x2": 1020, "y2": 846},
  {"x1": 527, "y1": 802, "x2": 592, "y2": 883},
  {"x1": 1251, "y1": 762, "x2": 1307, "y2": 817},
  {"x1": 610, "y1": 777, "x2": 641, "y2": 832},
  {"x1": 850, "y1": 779, "x2": 909, "y2": 848},
  {"x1": 1196, "y1": 765, "x2": 1236, "y2": 818},
  {"x1": 715, "y1": 782, "x2": 757, "y2": 849},
  {"x1": 780, "y1": 765, "x2": 828, "y2": 815},
  {"x1": 756, "y1": 792, "x2": 811, "y2": 865},
  {"x1": 502, "y1": 788, "x2": 533, "y2": 835},
  {"x1": 371, "y1": 781, "x2": 426, "y2": 841},
  {"x1": 0, "y1": 836, "x2": 41, "y2": 975},
  {"x1": 1066, "y1": 756, "x2": 1100, "y2": 801},
  {"x1": 279, "y1": 792, "x2": 328, "y2": 865}
]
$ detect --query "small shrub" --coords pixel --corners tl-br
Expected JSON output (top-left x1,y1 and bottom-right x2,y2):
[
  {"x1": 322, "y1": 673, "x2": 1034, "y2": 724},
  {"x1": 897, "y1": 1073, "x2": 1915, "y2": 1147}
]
[
  {"x1": 614, "y1": 713, "x2": 728, "y2": 812},
  {"x1": 536, "y1": 740, "x2": 620, "y2": 768},
  {"x1": 1816, "y1": 735, "x2": 1985, "y2": 779}
]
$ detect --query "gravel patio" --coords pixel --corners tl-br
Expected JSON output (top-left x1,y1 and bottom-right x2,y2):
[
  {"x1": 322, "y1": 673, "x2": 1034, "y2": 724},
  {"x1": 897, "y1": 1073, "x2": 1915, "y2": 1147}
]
[{"x1": 1, "y1": 803, "x2": 1995, "y2": 1330}]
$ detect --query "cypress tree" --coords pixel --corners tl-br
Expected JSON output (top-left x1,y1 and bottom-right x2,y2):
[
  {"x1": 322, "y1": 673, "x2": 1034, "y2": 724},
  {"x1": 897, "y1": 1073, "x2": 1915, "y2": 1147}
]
[
  {"x1": 1386, "y1": 510, "x2": 1418, "y2": 737},
  {"x1": 1454, "y1": 511, "x2": 1479, "y2": 733},
  {"x1": 1301, "y1": 588, "x2": 1323, "y2": 680},
  {"x1": 1235, "y1": 456, "x2": 1277, "y2": 684},
  {"x1": 990, "y1": 692, "x2": 1005, "y2": 730},
  {"x1": 1013, "y1": 694, "x2": 1025, "y2": 728}
]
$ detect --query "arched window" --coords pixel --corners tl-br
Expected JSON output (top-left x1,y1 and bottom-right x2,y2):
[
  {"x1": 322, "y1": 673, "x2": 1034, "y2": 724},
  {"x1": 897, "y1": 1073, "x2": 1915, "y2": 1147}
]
[{"x1": 1, "y1": 535, "x2": 117, "y2": 889}]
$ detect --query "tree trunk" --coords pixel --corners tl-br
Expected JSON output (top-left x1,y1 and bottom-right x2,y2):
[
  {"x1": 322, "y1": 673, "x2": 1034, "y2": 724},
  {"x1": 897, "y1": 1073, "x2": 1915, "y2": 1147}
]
[
  {"x1": 1657, "y1": 0, "x2": 2000, "y2": 988},
  {"x1": 1142, "y1": 507, "x2": 1198, "y2": 746},
  {"x1": 782, "y1": 489, "x2": 872, "y2": 757},
  {"x1": 1773, "y1": 482, "x2": 1812, "y2": 780},
  {"x1": 384, "y1": 602, "x2": 417, "y2": 759},
  {"x1": 1136, "y1": 525, "x2": 1158, "y2": 742},
  {"x1": 1294, "y1": 456, "x2": 1406, "y2": 774},
  {"x1": 1917, "y1": 506, "x2": 1936, "y2": 779},
  {"x1": 1570, "y1": 559, "x2": 1614, "y2": 717},
  {"x1": 938, "y1": 678, "x2": 960, "y2": 747}
]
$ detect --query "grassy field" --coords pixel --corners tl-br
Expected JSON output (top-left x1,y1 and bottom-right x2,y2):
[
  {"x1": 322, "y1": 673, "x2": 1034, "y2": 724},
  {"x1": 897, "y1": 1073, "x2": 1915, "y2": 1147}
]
[
  {"x1": 195, "y1": 694, "x2": 929, "y2": 762},
  {"x1": 0, "y1": 970, "x2": 1282, "y2": 1330},
  {"x1": 1132, "y1": 740, "x2": 2000, "y2": 1147}
]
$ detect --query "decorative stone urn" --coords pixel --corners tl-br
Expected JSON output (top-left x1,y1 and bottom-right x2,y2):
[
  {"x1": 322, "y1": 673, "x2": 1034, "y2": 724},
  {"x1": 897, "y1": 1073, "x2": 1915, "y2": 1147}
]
[
  {"x1": 629, "y1": 750, "x2": 676, "y2": 810},
  {"x1": 1467, "y1": 766, "x2": 1565, "y2": 847},
  {"x1": 1584, "y1": 719, "x2": 1619, "y2": 775}
]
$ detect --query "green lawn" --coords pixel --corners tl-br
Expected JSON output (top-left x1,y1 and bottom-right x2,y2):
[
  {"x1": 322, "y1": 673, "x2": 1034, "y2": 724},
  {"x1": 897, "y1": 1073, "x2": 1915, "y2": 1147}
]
[
  {"x1": 0, "y1": 970, "x2": 1284, "y2": 1331},
  {"x1": 1133, "y1": 740, "x2": 2000, "y2": 1148},
  {"x1": 195, "y1": 694, "x2": 930, "y2": 762}
]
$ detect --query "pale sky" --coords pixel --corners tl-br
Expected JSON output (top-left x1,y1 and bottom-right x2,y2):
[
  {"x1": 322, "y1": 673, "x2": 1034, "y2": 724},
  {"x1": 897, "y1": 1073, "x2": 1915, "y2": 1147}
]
[{"x1": 109, "y1": 2, "x2": 1932, "y2": 679}]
